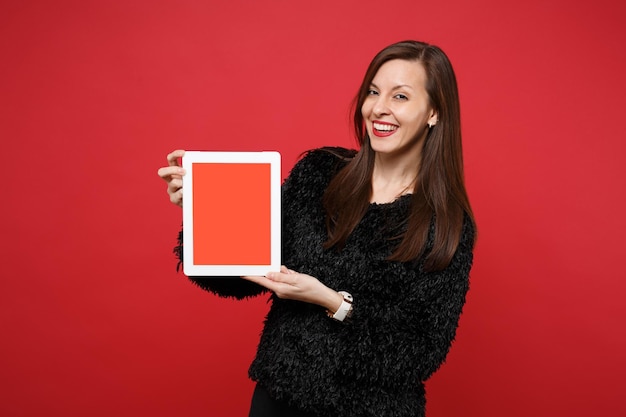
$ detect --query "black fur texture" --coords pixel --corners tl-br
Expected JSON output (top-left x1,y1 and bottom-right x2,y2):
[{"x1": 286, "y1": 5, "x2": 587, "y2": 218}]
[{"x1": 175, "y1": 148, "x2": 474, "y2": 417}]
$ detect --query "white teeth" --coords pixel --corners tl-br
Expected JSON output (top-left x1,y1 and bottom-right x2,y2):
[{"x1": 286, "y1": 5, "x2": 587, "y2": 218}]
[{"x1": 373, "y1": 122, "x2": 397, "y2": 131}]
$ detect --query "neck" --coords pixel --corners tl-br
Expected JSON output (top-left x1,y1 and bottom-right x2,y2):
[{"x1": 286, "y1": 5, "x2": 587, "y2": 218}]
[{"x1": 370, "y1": 151, "x2": 421, "y2": 204}]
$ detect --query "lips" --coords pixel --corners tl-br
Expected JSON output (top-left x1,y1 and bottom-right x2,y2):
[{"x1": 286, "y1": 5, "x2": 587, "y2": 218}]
[{"x1": 372, "y1": 121, "x2": 398, "y2": 137}]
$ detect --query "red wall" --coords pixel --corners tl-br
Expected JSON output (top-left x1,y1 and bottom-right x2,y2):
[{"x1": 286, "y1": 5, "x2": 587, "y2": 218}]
[{"x1": 2, "y1": 1, "x2": 625, "y2": 416}]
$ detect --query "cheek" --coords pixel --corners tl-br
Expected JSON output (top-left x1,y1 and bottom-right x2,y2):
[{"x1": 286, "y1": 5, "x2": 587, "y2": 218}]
[
  {"x1": 361, "y1": 101, "x2": 372, "y2": 118},
  {"x1": 401, "y1": 105, "x2": 428, "y2": 126}
]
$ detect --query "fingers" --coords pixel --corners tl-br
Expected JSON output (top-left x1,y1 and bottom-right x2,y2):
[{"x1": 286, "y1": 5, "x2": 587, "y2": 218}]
[
  {"x1": 167, "y1": 178, "x2": 183, "y2": 194},
  {"x1": 167, "y1": 149, "x2": 185, "y2": 166},
  {"x1": 241, "y1": 275, "x2": 280, "y2": 292},
  {"x1": 242, "y1": 269, "x2": 300, "y2": 295},
  {"x1": 157, "y1": 166, "x2": 186, "y2": 183},
  {"x1": 158, "y1": 150, "x2": 186, "y2": 181},
  {"x1": 267, "y1": 271, "x2": 297, "y2": 285},
  {"x1": 280, "y1": 265, "x2": 295, "y2": 274},
  {"x1": 169, "y1": 188, "x2": 183, "y2": 206},
  {"x1": 158, "y1": 150, "x2": 187, "y2": 207}
]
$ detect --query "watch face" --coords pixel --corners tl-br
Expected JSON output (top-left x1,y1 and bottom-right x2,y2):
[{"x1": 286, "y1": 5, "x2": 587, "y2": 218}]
[
  {"x1": 327, "y1": 292, "x2": 353, "y2": 321},
  {"x1": 339, "y1": 291, "x2": 353, "y2": 303}
]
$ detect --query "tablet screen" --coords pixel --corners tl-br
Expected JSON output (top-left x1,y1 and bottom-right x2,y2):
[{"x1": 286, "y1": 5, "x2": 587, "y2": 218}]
[{"x1": 182, "y1": 151, "x2": 281, "y2": 276}]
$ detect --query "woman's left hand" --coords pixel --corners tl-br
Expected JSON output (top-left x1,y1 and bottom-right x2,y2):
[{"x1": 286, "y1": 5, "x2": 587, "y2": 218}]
[{"x1": 242, "y1": 266, "x2": 343, "y2": 312}]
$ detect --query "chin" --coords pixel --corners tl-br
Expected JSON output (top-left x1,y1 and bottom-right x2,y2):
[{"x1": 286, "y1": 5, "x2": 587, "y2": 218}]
[{"x1": 370, "y1": 138, "x2": 401, "y2": 154}]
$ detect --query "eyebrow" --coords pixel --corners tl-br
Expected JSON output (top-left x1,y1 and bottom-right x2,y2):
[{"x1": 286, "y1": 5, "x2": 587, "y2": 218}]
[{"x1": 370, "y1": 82, "x2": 414, "y2": 91}]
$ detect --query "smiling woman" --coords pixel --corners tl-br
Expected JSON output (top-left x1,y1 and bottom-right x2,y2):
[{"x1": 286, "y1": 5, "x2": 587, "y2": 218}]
[
  {"x1": 158, "y1": 40, "x2": 475, "y2": 417},
  {"x1": 324, "y1": 41, "x2": 470, "y2": 270},
  {"x1": 363, "y1": 60, "x2": 437, "y2": 163}
]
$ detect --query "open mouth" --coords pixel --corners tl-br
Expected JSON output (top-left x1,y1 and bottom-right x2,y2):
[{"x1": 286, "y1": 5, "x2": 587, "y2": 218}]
[{"x1": 372, "y1": 121, "x2": 398, "y2": 136}]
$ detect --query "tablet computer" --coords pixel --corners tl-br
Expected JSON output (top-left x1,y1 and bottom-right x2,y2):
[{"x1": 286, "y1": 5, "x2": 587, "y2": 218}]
[{"x1": 182, "y1": 151, "x2": 281, "y2": 276}]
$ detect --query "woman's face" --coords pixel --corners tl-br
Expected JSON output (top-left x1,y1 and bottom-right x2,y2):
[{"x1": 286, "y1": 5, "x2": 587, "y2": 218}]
[{"x1": 361, "y1": 59, "x2": 437, "y2": 159}]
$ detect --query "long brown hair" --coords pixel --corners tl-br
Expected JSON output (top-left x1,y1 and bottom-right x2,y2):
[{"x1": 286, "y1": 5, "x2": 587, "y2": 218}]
[{"x1": 323, "y1": 40, "x2": 475, "y2": 271}]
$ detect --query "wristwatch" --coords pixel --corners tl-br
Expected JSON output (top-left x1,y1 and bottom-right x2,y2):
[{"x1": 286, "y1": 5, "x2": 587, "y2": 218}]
[{"x1": 327, "y1": 291, "x2": 353, "y2": 322}]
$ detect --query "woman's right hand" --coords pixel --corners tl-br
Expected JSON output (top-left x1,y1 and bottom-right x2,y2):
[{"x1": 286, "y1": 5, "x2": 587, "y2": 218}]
[{"x1": 157, "y1": 150, "x2": 186, "y2": 207}]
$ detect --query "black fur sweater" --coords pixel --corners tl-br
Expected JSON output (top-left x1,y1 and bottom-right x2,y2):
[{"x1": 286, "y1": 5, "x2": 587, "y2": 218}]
[{"x1": 176, "y1": 148, "x2": 474, "y2": 417}]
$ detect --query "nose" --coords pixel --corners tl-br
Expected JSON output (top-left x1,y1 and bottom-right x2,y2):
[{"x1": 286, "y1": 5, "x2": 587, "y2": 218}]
[{"x1": 372, "y1": 95, "x2": 390, "y2": 117}]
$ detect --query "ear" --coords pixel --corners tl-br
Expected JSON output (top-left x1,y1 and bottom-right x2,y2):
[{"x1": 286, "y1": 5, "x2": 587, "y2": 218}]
[{"x1": 427, "y1": 110, "x2": 438, "y2": 128}]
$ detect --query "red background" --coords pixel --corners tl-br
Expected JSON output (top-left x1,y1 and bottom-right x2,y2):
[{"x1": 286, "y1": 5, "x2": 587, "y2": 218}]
[{"x1": 2, "y1": 0, "x2": 625, "y2": 416}]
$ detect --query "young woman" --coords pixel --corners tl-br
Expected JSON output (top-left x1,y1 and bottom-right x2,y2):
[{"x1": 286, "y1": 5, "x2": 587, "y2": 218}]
[{"x1": 158, "y1": 40, "x2": 476, "y2": 417}]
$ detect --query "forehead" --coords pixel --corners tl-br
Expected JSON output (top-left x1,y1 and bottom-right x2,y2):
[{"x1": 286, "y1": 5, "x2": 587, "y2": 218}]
[{"x1": 372, "y1": 59, "x2": 427, "y2": 88}]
